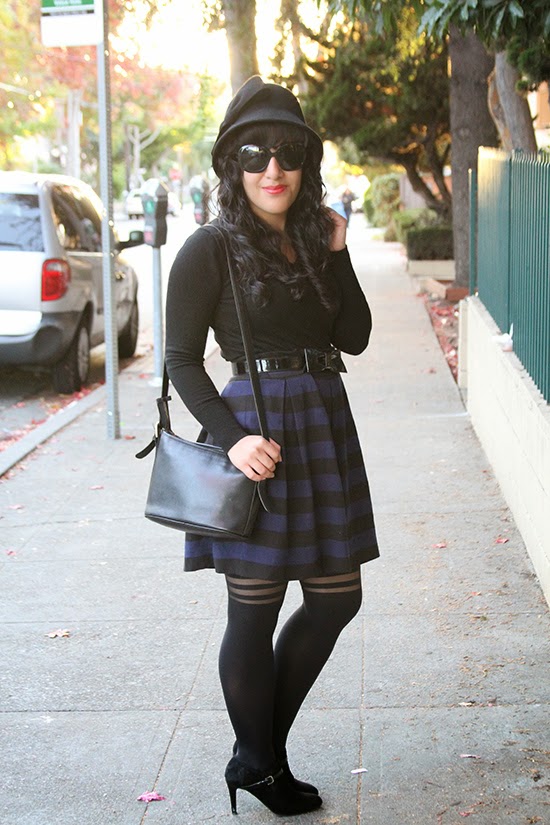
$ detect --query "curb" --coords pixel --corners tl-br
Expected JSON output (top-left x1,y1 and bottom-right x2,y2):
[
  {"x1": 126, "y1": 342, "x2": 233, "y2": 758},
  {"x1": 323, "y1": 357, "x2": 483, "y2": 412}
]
[
  {"x1": 0, "y1": 332, "x2": 220, "y2": 479},
  {"x1": 0, "y1": 383, "x2": 108, "y2": 478}
]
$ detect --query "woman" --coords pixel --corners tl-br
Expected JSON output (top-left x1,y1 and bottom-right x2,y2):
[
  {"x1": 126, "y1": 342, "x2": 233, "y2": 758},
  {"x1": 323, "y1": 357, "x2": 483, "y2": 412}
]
[{"x1": 165, "y1": 76, "x2": 379, "y2": 817}]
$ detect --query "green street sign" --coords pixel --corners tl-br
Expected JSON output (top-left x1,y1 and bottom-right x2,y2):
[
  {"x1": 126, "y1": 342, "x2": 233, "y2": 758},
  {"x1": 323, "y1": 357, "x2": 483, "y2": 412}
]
[
  {"x1": 42, "y1": 0, "x2": 95, "y2": 11},
  {"x1": 41, "y1": 0, "x2": 101, "y2": 46}
]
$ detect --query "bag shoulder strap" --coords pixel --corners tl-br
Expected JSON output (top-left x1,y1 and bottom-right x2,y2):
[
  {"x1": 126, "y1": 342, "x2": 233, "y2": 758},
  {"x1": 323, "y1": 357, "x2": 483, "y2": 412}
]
[
  {"x1": 158, "y1": 224, "x2": 269, "y2": 440},
  {"x1": 203, "y1": 225, "x2": 269, "y2": 440}
]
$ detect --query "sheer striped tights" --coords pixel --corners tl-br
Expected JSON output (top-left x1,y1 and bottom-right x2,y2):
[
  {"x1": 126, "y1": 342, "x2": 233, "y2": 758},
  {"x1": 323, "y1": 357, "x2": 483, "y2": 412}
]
[{"x1": 218, "y1": 572, "x2": 362, "y2": 771}]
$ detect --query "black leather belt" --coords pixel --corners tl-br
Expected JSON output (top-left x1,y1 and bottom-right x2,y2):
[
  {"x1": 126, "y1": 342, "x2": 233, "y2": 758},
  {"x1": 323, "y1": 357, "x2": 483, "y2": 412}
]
[{"x1": 231, "y1": 348, "x2": 347, "y2": 376}]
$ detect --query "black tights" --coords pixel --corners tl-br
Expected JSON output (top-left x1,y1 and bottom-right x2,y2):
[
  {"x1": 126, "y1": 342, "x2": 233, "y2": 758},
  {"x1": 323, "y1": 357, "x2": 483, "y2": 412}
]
[{"x1": 218, "y1": 571, "x2": 362, "y2": 771}]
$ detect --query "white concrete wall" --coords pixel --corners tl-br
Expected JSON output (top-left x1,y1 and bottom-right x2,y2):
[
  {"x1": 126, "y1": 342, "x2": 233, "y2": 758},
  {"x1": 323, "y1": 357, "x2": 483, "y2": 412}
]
[{"x1": 460, "y1": 297, "x2": 550, "y2": 606}]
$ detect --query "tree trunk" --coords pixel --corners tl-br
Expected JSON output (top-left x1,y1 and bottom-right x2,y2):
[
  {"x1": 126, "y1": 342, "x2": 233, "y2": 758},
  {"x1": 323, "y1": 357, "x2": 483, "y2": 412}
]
[
  {"x1": 223, "y1": 0, "x2": 259, "y2": 93},
  {"x1": 399, "y1": 151, "x2": 450, "y2": 218},
  {"x1": 494, "y1": 51, "x2": 538, "y2": 152},
  {"x1": 423, "y1": 128, "x2": 452, "y2": 214},
  {"x1": 449, "y1": 26, "x2": 498, "y2": 289},
  {"x1": 487, "y1": 68, "x2": 512, "y2": 150}
]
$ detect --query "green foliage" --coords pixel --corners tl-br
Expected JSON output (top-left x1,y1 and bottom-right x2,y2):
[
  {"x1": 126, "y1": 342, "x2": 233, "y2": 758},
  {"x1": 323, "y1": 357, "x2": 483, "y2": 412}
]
[
  {"x1": 420, "y1": 0, "x2": 550, "y2": 86},
  {"x1": 392, "y1": 207, "x2": 443, "y2": 244},
  {"x1": 0, "y1": 0, "x2": 210, "y2": 186},
  {"x1": 328, "y1": 0, "x2": 425, "y2": 36},
  {"x1": 369, "y1": 173, "x2": 402, "y2": 228},
  {"x1": 362, "y1": 188, "x2": 375, "y2": 223},
  {"x1": 301, "y1": 11, "x2": 451, "y2": 214},
  {"x1": 406, "y1": 225, "x2": 454, "y2": 259},
  {"x1": 331, "y1": 0, "x2": 550, "y2": 89},
  {"x1": 111, "y1": 164, "x2": 127, "y2": 200}
]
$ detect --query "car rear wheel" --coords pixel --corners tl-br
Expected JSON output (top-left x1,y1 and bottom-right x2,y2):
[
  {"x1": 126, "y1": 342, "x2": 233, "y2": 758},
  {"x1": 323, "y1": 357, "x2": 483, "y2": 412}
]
[
  {"x1": 52, "y1": 322, "x2": 90, "y2": 394},
  {"x1": 118, "y1": 297, "x2": 139, "y2": 358}
]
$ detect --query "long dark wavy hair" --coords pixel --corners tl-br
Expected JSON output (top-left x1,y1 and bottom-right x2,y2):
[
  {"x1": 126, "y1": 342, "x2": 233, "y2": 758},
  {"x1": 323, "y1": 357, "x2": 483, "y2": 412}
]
[{"x1": 215, "y1": 122, "x2": 337, "y2": 311}]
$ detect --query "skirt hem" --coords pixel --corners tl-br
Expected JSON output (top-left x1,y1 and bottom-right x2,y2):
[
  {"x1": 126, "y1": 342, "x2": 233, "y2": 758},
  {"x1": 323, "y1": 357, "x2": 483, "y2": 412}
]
[{"x1": 183, "y1": 547, "x2": 380, "y2": 582}]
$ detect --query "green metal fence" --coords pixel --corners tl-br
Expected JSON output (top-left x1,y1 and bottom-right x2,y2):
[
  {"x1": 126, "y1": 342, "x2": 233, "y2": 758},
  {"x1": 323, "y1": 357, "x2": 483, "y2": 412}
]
[{"x1": 475, "y1": 147, "x2": 550, "y2": 403}]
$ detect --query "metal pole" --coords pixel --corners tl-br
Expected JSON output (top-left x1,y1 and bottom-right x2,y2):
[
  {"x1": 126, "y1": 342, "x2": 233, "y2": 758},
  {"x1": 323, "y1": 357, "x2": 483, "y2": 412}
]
[
  {"x1": 152, "y1": 246, "x2": 164, "y2": 380},
  {"x1": 96, "y1": 0, "x2": 120, "y2": 438}
]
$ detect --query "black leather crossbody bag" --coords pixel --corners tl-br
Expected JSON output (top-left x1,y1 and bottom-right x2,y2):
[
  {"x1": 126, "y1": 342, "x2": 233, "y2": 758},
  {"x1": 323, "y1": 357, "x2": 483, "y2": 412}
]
[{"x1": 136, "y1": 227, "x2": 271, "y2": 538}]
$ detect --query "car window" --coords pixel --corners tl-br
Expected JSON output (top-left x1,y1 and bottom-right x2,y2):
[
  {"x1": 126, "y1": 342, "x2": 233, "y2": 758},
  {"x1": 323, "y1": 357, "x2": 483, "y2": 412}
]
[
  {"x1": 76, "y1": 194, "x2": 102, "y2": 252},
  {"x1": 0, "y1": 193, "x2": 44, "y2": 252},
  {"x1": 51, "y1": 185, "x2": 102, "y2": 252},
  {"x1": 51, "y1": 186, "x2": 83, "y2": 250}
]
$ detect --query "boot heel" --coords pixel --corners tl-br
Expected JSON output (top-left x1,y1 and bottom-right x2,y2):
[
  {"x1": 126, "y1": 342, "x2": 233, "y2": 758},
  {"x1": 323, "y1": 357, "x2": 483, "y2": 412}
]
[{"x1": 227, "y1": 782, "x2": 238, "y2": 814}]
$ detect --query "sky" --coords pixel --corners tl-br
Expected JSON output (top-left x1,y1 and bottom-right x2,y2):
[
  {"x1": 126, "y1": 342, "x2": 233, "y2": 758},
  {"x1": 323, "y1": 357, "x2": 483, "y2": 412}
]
[{"x1": 137, "y1": 1, "x2": 283, "y2": 81}]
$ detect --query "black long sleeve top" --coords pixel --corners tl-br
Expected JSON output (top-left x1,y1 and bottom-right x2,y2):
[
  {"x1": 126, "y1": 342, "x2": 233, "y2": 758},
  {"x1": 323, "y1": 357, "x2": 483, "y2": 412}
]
[{"x1": 165, "y1": 226, "x2": 372, "y2": 453}]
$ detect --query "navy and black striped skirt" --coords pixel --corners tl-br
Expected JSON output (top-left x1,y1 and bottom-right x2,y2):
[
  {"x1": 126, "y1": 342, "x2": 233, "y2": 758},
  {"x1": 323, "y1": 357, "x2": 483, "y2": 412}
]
[{"x1": 184, "y1": 370, "x2": 379, "y2": 581}]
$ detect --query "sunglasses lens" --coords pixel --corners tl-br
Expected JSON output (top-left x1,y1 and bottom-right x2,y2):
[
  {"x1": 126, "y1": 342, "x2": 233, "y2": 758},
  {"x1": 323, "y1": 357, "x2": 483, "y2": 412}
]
[
  {"x1": 238, "y1": 146, "x2": 271, "y2": 173},
  {"x1": 277, "y1": 144, "x2": 306, "y2": 171},
  {"x1": 237, "y1": 144, "x2": 306, "y2": 173}
]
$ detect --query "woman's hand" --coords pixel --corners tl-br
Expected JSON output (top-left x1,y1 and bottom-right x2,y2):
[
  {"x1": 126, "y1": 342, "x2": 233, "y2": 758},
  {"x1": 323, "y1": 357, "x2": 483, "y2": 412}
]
[
  {"x1": 228, "y1": 435, "x2": 282, "y2": 481},
  {"x1": 327, "y1": 207, "x2": 348, "y2": 252}
]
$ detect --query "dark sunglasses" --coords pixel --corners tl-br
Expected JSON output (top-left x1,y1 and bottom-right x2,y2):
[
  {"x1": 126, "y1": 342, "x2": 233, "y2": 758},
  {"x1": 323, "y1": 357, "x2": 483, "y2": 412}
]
[{"x1": 237, "y1": 143, "x2": 307, "y2": 173}]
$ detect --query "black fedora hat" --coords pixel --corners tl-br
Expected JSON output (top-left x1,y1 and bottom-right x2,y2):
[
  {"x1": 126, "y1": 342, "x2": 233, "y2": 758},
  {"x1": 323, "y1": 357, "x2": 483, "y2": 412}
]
[{"x1": 211, "y1": 76, "x2": 323, "y2": 175}]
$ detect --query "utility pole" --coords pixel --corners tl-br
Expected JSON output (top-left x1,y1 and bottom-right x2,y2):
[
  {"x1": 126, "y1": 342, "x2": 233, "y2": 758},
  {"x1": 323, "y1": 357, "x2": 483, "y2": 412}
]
[{"x1": 96, "y1": 3, "x2": 120, "y2": 438}]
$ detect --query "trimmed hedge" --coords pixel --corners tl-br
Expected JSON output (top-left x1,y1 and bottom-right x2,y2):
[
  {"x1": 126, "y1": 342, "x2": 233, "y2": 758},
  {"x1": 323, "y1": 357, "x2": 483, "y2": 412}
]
[
  {"x1": 406, "y1": 226, "x2": 454, "y2": 260},
  {"x1": 393, "y1": 208, "x2": 441, "y2": 244}
]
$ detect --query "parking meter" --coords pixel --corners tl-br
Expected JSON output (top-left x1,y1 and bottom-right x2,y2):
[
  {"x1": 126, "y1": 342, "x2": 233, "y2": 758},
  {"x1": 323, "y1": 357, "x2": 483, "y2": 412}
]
[{"x1": 141, "y1": 180, "x2": 168, "y2": 247}]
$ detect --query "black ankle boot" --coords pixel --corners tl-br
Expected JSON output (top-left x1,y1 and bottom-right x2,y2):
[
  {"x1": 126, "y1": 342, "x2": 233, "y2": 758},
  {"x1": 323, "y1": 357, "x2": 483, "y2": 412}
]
[
  {"x1": 281, "y1": 757, "x2": 319, "y2": 796},
  {"x1": 225, "y1": 756, "x2": 322, "y2": 816},
  {"x1": 232, "y1": 741, "x2": 319, "y2": 796}
]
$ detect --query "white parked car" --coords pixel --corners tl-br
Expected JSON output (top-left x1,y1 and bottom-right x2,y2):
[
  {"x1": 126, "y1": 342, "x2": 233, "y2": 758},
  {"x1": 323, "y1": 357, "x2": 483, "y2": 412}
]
[
  {"x1": 0, "y1": 172, "x2": 144, "y2": 393},
  {"x1": 125, "y1": 188, "x2": 144, "y2": 219}
]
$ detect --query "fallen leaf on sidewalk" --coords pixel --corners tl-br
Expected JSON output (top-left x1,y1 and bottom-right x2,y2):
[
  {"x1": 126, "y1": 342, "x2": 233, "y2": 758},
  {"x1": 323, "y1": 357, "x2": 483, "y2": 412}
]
[
  {"x1": 46, "y1": 629, "x2": 71, "y2": 638},
  {"x1": 137, "y1": 791, "x2": 166, "y2": 802},
  {"x1": 495, "y1": 536, "x2": 509, "y2": 544},
  {"x1": 124, "y1": 435, "x2": 136, "y2": 440}
]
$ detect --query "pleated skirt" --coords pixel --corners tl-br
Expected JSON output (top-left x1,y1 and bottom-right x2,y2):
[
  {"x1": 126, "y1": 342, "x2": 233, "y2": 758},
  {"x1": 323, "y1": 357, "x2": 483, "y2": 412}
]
[{"x1": 184, "y1": 371, "x2": 379, "y2": 581}]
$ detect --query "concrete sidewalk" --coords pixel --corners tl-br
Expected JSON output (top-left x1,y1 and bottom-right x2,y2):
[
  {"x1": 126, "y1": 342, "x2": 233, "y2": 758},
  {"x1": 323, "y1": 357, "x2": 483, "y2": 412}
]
[{"x1": 1, "y1": 225, "x2": 549, "y2": 825}]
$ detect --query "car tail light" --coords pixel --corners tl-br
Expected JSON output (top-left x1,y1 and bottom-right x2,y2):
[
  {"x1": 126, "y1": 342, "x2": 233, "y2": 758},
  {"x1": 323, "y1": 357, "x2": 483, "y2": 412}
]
[{"x1": 41, "y1": 259, "x2": 71, "y2": 301}]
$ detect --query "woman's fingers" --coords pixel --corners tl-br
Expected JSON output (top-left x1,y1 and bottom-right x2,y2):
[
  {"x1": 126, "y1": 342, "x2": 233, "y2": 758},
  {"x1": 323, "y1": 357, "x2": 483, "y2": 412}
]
[
  {"x1": 267, "y1": 438, "x2": 283, "y2": 463},
  {"x1": 327, "y1": 206, "x2": 347, "y2": 251},
  {"x1": 228, "y1": 435, "x2": 282, "y2": 480}
]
